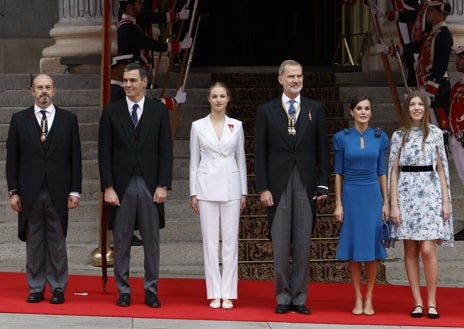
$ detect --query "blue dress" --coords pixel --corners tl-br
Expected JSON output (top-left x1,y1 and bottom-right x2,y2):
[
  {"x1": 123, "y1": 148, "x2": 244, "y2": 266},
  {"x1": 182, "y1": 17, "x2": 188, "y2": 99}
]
[{"x1": 334, "y1": 127, "x2": 388, "y2": 261}]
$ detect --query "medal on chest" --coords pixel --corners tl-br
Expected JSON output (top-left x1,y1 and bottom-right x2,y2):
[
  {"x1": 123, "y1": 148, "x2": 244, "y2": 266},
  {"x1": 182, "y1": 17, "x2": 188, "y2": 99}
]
[
  {"x1": 288, "y1": 118, "x2": 296, "y2": 136},
  {"x1": 40, "y1": 118, "x2": 47, "y2": 142},
  {"x1": 283, "y1": 100, "x2": 300, "y2": 136}
]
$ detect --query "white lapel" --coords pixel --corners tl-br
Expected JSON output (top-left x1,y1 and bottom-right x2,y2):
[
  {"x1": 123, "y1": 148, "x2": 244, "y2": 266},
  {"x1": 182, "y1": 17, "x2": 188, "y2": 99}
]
[
  {"x1": 197, "y1": 115, "x2": 222, "y2": 150},
  {"x1": 197, "y1": 115, "x2": 236, "y2": 156},
  {"x1": 221, "y1": 116, "x2": 236, "y2": 149}
]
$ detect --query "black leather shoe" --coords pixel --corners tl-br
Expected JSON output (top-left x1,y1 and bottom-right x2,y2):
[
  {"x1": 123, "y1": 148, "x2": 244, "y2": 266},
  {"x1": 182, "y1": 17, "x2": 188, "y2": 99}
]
[
  {"x1": 410, "y1": 305, "x2": 423, "y2": 318},
  {"x1": 50, "y1": 288, "x2": 65, "y2": 304},
  {"x1": 293, "y1": 304, "x2": 311, "y2": 314},
  {"x1": 116, "y1": 293, "x2": 131, "y2": 307},
  {"x1": 427, "y1": 305, "x2": 440, "y2": 319},
  {"x1": 131, "y1": 234, "x2": 143, "y2": 246},
  {"x1": 274, "y1": 304, "x2": 290, "y2": 314},
  {"x1": 26, "y1": 292, "x2": 44, "y2": 303},
  {"x1": 145, "y1": 290, "x2": 161, "y2": 308}
]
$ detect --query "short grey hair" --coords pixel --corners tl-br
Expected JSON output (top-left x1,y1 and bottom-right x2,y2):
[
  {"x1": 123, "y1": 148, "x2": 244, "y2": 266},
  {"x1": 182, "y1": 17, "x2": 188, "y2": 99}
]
[{"x1": 278, "y1": 59, "x2": 302, "y2": 76}]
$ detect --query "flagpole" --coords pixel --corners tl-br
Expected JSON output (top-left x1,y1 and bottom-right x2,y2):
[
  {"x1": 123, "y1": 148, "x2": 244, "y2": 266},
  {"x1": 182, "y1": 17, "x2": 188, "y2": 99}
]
[{"x1": 90, "y1": 0, "x2": 114, "y2": 293}]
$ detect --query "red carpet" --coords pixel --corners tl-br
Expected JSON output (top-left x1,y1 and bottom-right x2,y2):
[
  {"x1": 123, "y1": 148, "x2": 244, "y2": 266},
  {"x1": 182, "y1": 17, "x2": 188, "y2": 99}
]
[{"x1": 0, "y1": 272, "x2": 463, "y2": 327}]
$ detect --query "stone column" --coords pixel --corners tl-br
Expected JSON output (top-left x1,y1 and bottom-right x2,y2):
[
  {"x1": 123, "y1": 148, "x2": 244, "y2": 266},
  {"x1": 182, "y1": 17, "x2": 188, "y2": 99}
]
[
  {"x1": 448, "y1": 0, "x2": 464, "y2": 48},
  {"x1": 40, "y1": 0, "x2": 119, "y2": 73}
]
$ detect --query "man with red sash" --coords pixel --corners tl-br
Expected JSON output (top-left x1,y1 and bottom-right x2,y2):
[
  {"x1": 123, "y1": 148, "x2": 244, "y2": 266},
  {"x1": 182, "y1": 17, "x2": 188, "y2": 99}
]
[
  {"x1": 370, "y1": 0, "x2": 423, "y2": 87},
  {"x1": 414, "y1": 0, "x2": 453, "y2": 133},
  {"x1": 370, "y1": 1, "x2": 453, "y2": 143}
]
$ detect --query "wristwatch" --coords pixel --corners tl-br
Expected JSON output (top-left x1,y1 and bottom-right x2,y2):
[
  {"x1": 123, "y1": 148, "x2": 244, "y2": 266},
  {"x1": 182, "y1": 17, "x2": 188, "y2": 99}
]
[{"x1": 8, "y1": 190, "x2": 19, "y2": 198}]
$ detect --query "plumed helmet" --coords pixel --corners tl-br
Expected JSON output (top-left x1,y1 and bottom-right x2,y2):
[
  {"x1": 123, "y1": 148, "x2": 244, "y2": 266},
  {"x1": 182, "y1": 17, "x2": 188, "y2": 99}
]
[
  {"x1": 427, "y1": 0, "x2": 452, "y2": 15},
  {"x1": 453, "y1": 45, "x2": 464, "y2": 56}
]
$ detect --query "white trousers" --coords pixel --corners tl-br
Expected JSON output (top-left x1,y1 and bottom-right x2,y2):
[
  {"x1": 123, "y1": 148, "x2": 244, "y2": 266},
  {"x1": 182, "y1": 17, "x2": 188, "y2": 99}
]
[{"x1": 198, "y1": 199, "x2": 240, "y2": 299}]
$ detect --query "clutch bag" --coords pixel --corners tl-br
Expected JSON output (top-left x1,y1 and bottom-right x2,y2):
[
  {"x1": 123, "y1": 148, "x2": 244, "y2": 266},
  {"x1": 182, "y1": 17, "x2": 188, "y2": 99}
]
[{"x1": 381, "y1": 220, "x2": 392, "y2": 248}]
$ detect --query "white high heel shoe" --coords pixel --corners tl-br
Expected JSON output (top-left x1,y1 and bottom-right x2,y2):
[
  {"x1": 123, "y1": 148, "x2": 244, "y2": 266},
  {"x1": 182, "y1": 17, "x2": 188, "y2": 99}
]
[
  {"x1": 209, "y1": 299, "x2": 221, "y2": 309},
  {"x1": 222, "y1": 299, "x2": 234, "y2": 309}
]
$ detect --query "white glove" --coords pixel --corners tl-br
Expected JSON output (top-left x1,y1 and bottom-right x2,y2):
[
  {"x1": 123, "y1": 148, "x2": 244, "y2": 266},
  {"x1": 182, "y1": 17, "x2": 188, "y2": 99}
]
[
  {"x1": 178, "y1": 8, "x2": 190, "y2": 20},
  {"x1": 420, "y1": 87, "x2": 434, "y2": 107},
  {"x1": 371, "y1": 4, "x2": 386, "y2": 18},
  {"x1": 179, "y1": 36, "x2": 193, "y2": 49},
  {"x1": 174, "y1": 88, "x2": 187, "y2": 104},
  {"x1": 369, "y1": 43, "x2": 388, "y2": 55}
]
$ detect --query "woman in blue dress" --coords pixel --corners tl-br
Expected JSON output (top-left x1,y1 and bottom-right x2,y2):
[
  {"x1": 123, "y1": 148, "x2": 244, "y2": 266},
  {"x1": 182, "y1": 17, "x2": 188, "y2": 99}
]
[{"x1": 334, "y1": 95, "x2": 389, "y2": 315}]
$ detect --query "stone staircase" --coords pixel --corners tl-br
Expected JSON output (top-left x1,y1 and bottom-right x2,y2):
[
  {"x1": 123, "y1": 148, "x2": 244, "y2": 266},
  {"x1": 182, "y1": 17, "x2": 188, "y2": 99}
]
[
  {"x1": 0, "y1": 71, "x2": 211, "y2": 278},
  {"x1": 1, "y1": 69, "x2": 462, "y2": 287},
  {"x1": 209, "y1": 71, "x2": 362, "y2": 283}
]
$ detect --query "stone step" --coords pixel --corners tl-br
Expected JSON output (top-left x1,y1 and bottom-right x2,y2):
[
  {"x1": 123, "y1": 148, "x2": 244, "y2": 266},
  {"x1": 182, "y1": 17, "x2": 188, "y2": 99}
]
[
  {"x1": 0, "y1": 105, "x2": 209, "y2": 142},
  {"x1": 339, "y1": 86, "x2": 408, "y2": 103},
  {"x1": 0, "y1": 241, "x2": 205, "y2": 277},
  {"x1": 0, "y1": 121, "x2": 100, "y2": 142},
  {"x1": 0, "y1": 87, "x2": 209, "y2": 109},
  {"x1": 0, "y1": 197, "x2": 198, "y2": 222},
  {"x1": 0, "y1": 72, "x2": 211, "y2": 91},
  {"x1": 0, "y1": 159, "x2": 99, "y2": 180},
  {"x1": 0, "y1": 74, "x2": 100, "y2": 91},
  {"x1": 0, "y1": 156, "x2": 217, "y2": 190},
  {"x1": 0, "y1": 106, "x2": 101, "y2": 124},
  {"x1": 0, "y1": 140, "x2": 97, "y2": 160},
  {"x1": 0, "y1": 215, "x2": 202, "y2": 245},
  {"x1": 0, "y1": 72, "x2": 210, "y2": 278},
  {"x1": 384, "y1": 240, "x2": 464, "y2": 286},
  {"x1": 335, "y1": 71, "x2": 402, "y2": 87}
]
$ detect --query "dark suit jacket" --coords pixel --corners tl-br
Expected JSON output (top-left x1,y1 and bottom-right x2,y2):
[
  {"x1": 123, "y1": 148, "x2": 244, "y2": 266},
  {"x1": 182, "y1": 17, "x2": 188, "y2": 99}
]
[
  {"x1": 117, "y1": 19, "x2": 168, "y2": 65},
  {"x1": 98, "y1": 97, "x2": 173, "y2": 229},
  {"x1": 254, "y1": 96, "x2": 330, "y2": 228},
  {"x1": 6, "y1": 106, "x2": 82, "y2": 241}
]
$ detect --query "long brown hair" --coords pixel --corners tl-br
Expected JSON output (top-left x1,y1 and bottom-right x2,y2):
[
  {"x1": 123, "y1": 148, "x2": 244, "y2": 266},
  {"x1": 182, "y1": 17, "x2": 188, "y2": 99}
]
[{"x1": 400, "y1": 90, "x2": 430, "y2": 151}]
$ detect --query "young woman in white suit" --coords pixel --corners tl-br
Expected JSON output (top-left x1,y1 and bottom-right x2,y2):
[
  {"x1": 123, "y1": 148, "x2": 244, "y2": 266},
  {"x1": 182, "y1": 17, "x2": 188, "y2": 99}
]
[{"x1": 189, "y1": 82, "x2": 247, "y2": 309}]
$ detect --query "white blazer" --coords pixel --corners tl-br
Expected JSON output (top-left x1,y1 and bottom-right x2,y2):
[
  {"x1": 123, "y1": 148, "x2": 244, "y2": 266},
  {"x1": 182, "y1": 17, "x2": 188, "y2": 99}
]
[{"x1": 189, "y1": 115, "x2": 247, "y2": 201}]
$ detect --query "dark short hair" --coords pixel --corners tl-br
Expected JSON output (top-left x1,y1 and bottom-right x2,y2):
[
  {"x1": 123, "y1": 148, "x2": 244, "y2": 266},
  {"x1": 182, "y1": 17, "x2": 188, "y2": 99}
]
[
  {"x1": 350, "y1": 95, "x2": 371, "y2": 110},
  {"x1": 119, "y1": 0, "x2": 138, "y2": 12},
  {"x1": 124, "y1": 62, "x2": 147, "y2": 79}
]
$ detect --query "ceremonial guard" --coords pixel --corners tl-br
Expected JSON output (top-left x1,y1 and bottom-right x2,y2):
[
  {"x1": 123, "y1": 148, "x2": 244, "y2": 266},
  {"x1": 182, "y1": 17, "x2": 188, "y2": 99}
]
[
  {"x1": 449, "y1": 45, "x2": 464, "y2": 240},
  {"x1": 414, "y1": 0, "x2": 453, "y2": 130},
  {"x1": 117, "y1": 0, "x2": 192, "y2": 69}
]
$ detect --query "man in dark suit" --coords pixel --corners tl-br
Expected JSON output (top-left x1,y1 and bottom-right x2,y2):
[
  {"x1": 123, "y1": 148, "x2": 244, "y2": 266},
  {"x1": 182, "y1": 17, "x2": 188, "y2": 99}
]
[
  {"x1": 6, "y1": 74, "x2": 82, "y2": 304},
  {"x1": 109, "y1": 54, "x2": 184, "y2": 247},
  {"x1": 98, "y1": 62, "x2": 173, "y2": 308},
  {"x1": 254, "y1": 59, "x2": 330, "y2": 315}
]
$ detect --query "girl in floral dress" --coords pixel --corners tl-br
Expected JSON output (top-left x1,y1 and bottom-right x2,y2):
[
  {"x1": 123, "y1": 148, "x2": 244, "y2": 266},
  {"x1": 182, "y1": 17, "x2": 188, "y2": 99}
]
[{"x1": 388, "y1": 90, "x2": 453, "y2": 320}]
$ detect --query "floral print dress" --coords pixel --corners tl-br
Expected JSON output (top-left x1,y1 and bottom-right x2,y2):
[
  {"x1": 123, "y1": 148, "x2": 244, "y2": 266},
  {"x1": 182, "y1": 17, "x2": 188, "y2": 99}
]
[{"x1": 388, "y1": 125, "x2": 454, "y2": 246}]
